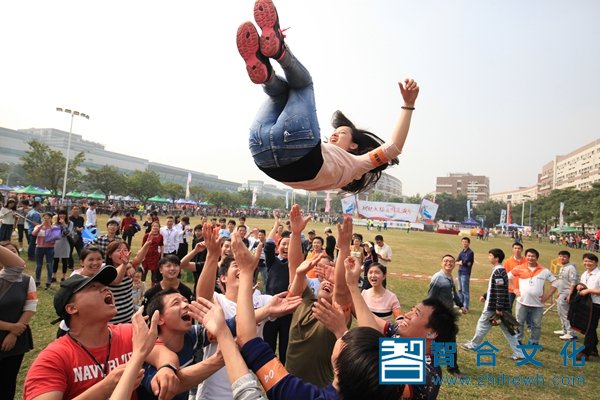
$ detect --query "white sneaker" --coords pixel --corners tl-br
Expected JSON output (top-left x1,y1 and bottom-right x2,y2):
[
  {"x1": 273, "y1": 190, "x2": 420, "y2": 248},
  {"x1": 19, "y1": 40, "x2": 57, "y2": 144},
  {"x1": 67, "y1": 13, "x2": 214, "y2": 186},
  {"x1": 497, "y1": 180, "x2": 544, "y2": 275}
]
[
  {"x1": 553, "y1": 330, "x2": 565, "y2": 335},
  {"x1": 560, "y1": 334, "x2": 575, "y2": 340},
  {"x1": 509, "y1": 354, "x2": 525, "y2": 361},
  {"x1": 460, "y1": 342, "x2": 476, "y2": 351}
]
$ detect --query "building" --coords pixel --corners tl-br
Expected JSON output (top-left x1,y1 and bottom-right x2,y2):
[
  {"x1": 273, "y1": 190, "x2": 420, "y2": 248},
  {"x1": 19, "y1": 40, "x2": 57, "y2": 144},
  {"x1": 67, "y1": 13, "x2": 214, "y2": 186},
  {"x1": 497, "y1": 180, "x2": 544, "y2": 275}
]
[
  {"x1": 537, "y1": 138, "x2": 600, "y2": 196},
  {"x1": 436, "y1": 173, "x2": 490, "y2": 205},
  {"x1": 369, "y1": 173, "x2": 403, "y2": 198},
  {"x1": 0, "y1": 126, "x2": 241, "y2": 193},
  {"x1": 489, "y1": 185, "x2": 537, "y2": 204},
  {"x1": 240, "y1": 180, "x2": 290, "y2": 198}
]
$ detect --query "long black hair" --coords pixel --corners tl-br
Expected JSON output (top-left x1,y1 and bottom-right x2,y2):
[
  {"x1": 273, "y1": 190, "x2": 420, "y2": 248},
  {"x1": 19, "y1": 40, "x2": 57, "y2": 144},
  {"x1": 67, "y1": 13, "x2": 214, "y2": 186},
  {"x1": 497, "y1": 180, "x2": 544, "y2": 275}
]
[{"x1": 331, "y1": 110, "x2": 399, "y2": 193}]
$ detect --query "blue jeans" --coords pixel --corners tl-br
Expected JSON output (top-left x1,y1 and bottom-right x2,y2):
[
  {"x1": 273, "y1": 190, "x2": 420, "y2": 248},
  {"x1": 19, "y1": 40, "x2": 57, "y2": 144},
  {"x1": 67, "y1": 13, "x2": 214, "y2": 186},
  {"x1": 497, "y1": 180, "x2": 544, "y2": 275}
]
[
  {"x1": 35, "y1": 247, "x2": 54, "y2": 285},
  {"x1": 469, "y1": 310, "x2": 524, "y2": 358},
  {"x1": 516, "y1": 303, "x2": 544, "y2": 344},
  {"x1": 27, "y1": 232, "x2": 37, "y2": 260},
  {"x1": 250, "y1": 47, "x2": 322, "y2": 168},
  {"x1": 458, "y1": 273, "x2": 471, "y2": 309},
  {"x1": 0, "y1": 224, "x2": 13, "y2": 241}
]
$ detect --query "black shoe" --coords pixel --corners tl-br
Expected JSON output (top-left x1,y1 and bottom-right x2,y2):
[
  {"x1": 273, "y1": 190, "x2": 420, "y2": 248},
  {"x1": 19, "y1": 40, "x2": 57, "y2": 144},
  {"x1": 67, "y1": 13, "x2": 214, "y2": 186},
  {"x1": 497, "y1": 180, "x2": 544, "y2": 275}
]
[
  {"x1": 45, "y1": 283, "x2": 51, "y2": 290},
  {"x1": 51, "y1": 277, "x2": 57, "y2": 283}
]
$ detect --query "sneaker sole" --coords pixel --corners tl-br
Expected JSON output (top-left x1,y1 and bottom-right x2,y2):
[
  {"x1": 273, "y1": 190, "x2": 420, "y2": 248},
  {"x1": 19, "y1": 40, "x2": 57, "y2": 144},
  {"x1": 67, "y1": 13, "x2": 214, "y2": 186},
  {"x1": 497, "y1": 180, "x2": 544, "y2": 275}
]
[
  {"x1": 236, "y1": 22, "x2": 270, "y2": 84},
  {"x1": 254, "y1": 0, "x2": 283, "y2": 58}
]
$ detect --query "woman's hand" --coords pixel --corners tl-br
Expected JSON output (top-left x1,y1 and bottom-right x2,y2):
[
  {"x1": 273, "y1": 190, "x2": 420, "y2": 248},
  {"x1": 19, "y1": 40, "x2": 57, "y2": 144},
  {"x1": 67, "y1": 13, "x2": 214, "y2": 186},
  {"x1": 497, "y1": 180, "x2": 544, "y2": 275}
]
[
  {"x1": 289, "y1": 204, "x2": 311, "y2": 234},
  {"x1": 399, "y1": 78, "x2": 419, "y2": 106}
]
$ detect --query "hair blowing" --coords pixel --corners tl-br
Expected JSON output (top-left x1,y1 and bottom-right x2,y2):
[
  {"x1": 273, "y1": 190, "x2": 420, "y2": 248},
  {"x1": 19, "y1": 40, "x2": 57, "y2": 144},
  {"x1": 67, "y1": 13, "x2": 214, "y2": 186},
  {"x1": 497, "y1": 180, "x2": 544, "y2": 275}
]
[{"x1": 331, "y1": 110, "x2": 399, "y2": 193}]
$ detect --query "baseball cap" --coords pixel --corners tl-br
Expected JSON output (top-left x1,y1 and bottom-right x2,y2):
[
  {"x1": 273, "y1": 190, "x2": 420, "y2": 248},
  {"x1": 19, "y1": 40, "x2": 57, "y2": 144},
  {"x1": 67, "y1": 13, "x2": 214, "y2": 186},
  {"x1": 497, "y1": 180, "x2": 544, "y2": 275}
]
[
  {"x1": 52, "y1": 266, "x2": 117, "y2": 324},
  {"x1": 324, "y1": 227, "x2": 332, "y2": 233},
  {"x1": 106, "y1": 219, "x2": 119, "y2": 226},
  {"x1": 308, "y1": 229, "x2": 316, "y2": 234}
]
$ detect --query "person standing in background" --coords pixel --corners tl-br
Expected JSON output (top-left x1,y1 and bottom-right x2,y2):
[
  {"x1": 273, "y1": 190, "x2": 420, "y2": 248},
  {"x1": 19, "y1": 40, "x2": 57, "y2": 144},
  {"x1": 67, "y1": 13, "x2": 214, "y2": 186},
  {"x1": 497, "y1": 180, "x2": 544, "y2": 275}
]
[{"x1": 456, "y1": 237, "x2": 474, "y2": 312}]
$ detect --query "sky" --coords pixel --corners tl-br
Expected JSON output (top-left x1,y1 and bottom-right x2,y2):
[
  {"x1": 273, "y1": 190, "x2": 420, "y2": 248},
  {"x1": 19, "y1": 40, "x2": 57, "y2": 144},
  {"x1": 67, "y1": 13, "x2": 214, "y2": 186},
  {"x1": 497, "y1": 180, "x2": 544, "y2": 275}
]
[{"x1": 1, "y1": 0, "x2": 599, "y2": 196}]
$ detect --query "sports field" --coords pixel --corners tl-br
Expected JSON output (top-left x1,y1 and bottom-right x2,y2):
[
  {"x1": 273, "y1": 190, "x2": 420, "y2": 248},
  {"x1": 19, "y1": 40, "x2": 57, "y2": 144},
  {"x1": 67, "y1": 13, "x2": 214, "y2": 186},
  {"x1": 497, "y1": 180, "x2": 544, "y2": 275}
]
[{"x1": 16, "y1": 215, "x2": 599, "y2": 399}]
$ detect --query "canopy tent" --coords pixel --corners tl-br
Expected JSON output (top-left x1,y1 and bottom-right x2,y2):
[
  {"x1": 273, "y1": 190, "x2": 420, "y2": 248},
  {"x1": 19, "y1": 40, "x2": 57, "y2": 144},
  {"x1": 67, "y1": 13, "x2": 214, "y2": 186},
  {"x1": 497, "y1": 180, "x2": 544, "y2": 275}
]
[
  {"x1": 66, "y1": 190, "x2": 86, "y2": 198},
  {"x1": 148, "y1": 196, "x2": 171, "y2": 203},
  {"x1": 86, "y1": 190, "x2": 106, "y2": 200},
  {"x1": 12, "y1": 185, "x2": 52, "y2": 195},
  {"x1": 496, "y1": 223, "x2": 523, "y2": 229},
  {"x1": 462, "y1": 218, "x2": 480, "y2": 226},
  {"x1": 175, "y1": 198, "x2": 197, "y2": 205},
  {"x1": 0, "y1": 184, "x2": 13, "y2": 192},
  {"x1": 549, "y1": 226, "x2": 582, "y2": 234}
]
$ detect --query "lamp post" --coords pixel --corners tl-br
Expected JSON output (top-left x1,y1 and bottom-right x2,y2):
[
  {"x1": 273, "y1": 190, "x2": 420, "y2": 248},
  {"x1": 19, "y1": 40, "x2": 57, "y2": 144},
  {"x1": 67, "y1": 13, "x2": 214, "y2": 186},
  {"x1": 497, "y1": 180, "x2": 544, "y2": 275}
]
[
  {"x1": 521, "y1": 195, "x2": 531, "y2": 226},
  {"x1": 56, "y1": 108, "x2": 90, "y2": 203}
]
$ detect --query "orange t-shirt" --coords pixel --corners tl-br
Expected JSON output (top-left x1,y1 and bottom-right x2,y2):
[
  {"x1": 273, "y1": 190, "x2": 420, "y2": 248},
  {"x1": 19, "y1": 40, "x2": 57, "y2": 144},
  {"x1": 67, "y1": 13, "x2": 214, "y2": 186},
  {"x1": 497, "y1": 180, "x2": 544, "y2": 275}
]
[{"x1": 503, "y1": 256, "x2": 527, "y2": 293}]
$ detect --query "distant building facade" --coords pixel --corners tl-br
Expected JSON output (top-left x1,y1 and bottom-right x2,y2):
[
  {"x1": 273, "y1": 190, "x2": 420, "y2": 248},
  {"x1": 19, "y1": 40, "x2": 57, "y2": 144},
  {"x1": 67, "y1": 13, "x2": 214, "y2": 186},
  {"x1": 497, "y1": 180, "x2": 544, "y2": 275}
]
[
  {"x1": 489, "y1": 185, "x2": 537, "y2": 204},
  {"x1": 537, "y1": 138, "x2": 600, "y2": 196},
  {"x1": 0, "y1": 126, "x2": 241, "y2": 193},
  {"x1": 436, "y1": 173, "x2": 489, "y2": 205}
]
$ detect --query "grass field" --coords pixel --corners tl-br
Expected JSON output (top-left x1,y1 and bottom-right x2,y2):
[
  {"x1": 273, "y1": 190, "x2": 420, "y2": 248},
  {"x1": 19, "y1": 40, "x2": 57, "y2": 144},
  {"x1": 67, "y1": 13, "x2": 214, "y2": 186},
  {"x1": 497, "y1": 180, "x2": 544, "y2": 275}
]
[{"x1": 14, "y1": 215, "x2": 599, "y2": 399}]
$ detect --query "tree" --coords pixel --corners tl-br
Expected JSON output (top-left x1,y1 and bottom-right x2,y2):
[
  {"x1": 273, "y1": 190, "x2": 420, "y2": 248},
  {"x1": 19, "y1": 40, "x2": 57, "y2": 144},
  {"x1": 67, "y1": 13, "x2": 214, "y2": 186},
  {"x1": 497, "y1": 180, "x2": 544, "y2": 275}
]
[
  {"x1": 435, "y1": 193, "x2": 468, "y2": 221},
  {"x1": 473, "y1": 200, "x2": 505, "y2": 228},
  {"x1": 162, "y1": 182, "x2": 185, "y2": 204},
  {"x1": 404, "y1": 194, "x2": 423, "y2": 204},
  {"x1": 127, "y1": 170, "x2": 162, "y2": 204},
  {"x1": 83, "y1": 166, "x2": 126, "y2": 199},
  {"x1": 189, "y1": 185, "x2": 208, "y2": 202},
  {"x1": 20, "y1": 140, "x2": 85, "y2": 195},
  {"x1": 238, "y1": 190, "x2": 253, "y2": 207}
]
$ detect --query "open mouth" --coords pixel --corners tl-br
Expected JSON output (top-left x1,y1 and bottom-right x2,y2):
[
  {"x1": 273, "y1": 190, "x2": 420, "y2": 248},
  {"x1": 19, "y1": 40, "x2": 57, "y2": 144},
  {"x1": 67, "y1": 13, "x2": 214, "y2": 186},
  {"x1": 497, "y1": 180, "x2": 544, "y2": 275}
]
[
  {"x1": 181, "y1": 314, "x2": 191, "y2": 322},
  {"x1": 104, "y1": 293, "x2": 114, "y2": 305}
]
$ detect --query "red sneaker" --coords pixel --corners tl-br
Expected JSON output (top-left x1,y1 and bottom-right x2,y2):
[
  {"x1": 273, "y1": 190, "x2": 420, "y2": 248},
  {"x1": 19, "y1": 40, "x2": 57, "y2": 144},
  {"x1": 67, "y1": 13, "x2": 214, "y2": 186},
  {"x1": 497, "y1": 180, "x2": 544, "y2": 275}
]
[
  {"x1": 236, "y1": 21, "x2": 272, "y2": 84},
  {"x1": 253, "y1": 0, "x2": 286, "y2": 59}
]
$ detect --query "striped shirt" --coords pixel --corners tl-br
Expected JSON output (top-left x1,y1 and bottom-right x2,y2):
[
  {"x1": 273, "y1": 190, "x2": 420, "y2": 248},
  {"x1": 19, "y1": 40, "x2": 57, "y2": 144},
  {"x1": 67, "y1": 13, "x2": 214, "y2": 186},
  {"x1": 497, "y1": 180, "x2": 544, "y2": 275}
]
[
  {"x1": 485, "y1": 265, "x2": 510, "y2": 312},
  {"x1": 109, "y1": 276, "x2": 135, "y2": 324}
]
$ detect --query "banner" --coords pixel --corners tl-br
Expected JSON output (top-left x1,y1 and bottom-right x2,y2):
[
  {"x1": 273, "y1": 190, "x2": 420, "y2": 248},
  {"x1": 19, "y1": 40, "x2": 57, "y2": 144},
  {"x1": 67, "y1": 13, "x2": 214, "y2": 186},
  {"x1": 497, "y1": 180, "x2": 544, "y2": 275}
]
[
  {"x1": 417, "y1": 198, "x2": 438, "y2": 222},
  {"x1": 325, "y1": 192, "x2": 332, "y2": 213},
  {"x1": 559, "y1": 202, "x2": 565, "y2": 230},
  {"x1": 185, "y1": 172, "x2": 191, "y2": 200},
  {"x1": 466, "y1": 199, "x2": 472, "y2": 220},
  {"x1": 341, "y1": 195, "x2": 357, "y2": 215},
  {"x1": 285, "y1": 191, "x2": 289, "y2": 209},
  {"x1": 500, "y1": 209, "x2": 507, "y2": 225},
  {"x1": 350, "y1": 199, "x2": 421, "y2": 222},
  {"x1": 251, "y1": 188, "x2": 257, "y2": 208},
  {"x1": 507, "y1": 202, "x2": 512, "y2": 224}
]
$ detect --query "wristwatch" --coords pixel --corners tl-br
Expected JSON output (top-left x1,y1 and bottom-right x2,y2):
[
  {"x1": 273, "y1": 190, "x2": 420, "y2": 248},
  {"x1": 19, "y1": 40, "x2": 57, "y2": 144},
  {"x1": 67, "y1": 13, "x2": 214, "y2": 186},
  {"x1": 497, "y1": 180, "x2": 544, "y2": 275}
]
[{"x1": 158, "y1": 363, "x2": 178, "y2": 374}]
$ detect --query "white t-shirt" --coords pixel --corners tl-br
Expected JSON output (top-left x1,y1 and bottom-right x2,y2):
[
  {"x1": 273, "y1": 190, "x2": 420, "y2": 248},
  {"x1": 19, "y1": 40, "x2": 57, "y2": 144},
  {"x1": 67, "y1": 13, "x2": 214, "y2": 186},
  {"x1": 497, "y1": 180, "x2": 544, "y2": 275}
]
[
  {"x1": 197, "y1": 290, "x2": 271, "y2": 400},
  {"x1": 508, "y1": 265, "x2": 556, "y2": 307},
  {"x1": 375, "y1": 243, "x2": 393, "y2": 267}
]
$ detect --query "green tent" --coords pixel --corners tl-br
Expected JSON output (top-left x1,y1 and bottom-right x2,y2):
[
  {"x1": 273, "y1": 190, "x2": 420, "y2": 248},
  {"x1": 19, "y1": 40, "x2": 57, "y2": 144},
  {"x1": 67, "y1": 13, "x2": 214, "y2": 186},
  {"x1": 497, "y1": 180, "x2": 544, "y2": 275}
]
[
  {"x1": 86, "y1": 190, "x2": 106, "y2": 200},
  {"x1": 66, "y1": 190, "x2": 86, "y2": 198},
  {"x1": 12, "y1": 185, "x2": 51, "y2": 195},
  {"x1": 148, "y1": 195, "x2": 171, "y2": 203},
  {"x1": 549, "y1": 226, "x2": 582, "y2": 234}
]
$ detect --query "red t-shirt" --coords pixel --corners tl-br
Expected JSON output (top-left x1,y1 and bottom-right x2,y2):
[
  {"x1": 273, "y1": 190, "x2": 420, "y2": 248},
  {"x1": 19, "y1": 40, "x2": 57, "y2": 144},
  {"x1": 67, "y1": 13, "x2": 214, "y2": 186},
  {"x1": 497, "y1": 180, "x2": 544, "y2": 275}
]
[{"x1": 24, "y1": 324, "x2": 135, "y2": 400}]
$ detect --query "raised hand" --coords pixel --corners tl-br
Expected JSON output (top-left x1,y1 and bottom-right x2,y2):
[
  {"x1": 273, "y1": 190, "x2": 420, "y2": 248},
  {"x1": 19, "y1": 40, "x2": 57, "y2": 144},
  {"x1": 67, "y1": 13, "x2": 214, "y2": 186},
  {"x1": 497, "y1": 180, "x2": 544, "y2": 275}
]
[
  {"x1": 202, "y1": 223, "x2": 222, "y2": 256},
  {"x1": 314, "y1": 260, "x2": 335, "y2": 283},
  {"x1": 313, "y1": 299, "x2": 348, "y2": 339},
  {"x1": 267, "y1": 292, "x2": 303, "y2": 318},
  {"x1": 296, "y1": 254, "x2": 323, "y2": 277},
  {"x1": 336, "y1": 215, "x2": 353, "y2": 248},
  {"x1": 194, "y1": 297, "x2": 227, "y2": 338},
  {"x1": 131, "y1": 306, "x2": 159, "y2": 359},
  {"x1": 399, "y1": 78, "x2": 419, "y2": 106},
  {"x1": 344, "y1": 256, "x2": 361, "y2": 287},
  {"x1": 289, "y1": 204, "x2": 312, "y2": 234},
  {"x1": 231, "y1": 231, "x2": 262, "y2": 275}
]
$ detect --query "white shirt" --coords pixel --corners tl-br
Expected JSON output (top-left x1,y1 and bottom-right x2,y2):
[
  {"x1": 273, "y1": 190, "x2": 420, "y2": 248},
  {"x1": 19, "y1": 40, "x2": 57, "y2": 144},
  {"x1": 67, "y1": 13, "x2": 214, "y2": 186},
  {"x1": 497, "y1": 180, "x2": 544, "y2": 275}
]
[
  {"x1": 508, "y1": 265, "x2": 556, "y2": 307},
  {"x1": 581, "y1": 267, "x2": 600, "y2": 305},
  {"x1": 159, "y1": 226, "x2": 179, "y2": 254},
  {"x1": 197, "y1": 291, "x2": 271, "y2": 400},
  {"x1": 375, "y1": 243, "x2": 393, "y2": 267},
  {"x1": 85, "y1": 208, "x2": 97, "y2": 227}
]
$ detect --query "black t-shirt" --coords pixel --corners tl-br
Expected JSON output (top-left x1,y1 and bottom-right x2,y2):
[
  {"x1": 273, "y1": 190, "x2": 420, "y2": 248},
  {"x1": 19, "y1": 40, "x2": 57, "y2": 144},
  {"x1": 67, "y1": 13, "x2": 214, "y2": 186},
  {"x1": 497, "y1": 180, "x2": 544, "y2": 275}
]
[{"x1": 141, "y1": 281, "x2": 194, "y2": 311}]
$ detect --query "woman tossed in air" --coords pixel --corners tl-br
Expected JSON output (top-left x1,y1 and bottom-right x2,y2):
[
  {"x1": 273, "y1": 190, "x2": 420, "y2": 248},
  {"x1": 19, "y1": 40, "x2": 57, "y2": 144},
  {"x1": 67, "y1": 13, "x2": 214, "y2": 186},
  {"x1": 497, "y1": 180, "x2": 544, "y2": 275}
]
[{"x1": 237, "y1": 0, "x2": 419, "y2": 193}]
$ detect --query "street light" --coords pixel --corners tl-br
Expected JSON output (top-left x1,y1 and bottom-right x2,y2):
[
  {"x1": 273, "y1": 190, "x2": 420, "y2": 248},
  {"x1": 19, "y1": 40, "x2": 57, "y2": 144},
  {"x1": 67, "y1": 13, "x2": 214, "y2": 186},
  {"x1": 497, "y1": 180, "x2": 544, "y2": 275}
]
[
  {"x1": 56, "y1": 107, "x2": 90, "y2": 202},
  {"x1": 521, "y1": 195, "x2": 531, "y2": 226}
]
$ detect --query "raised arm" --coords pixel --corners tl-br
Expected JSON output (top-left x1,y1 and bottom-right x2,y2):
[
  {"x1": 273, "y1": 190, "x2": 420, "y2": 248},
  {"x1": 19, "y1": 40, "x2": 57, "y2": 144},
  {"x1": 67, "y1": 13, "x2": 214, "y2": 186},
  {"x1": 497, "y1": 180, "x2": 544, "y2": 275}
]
[
  {"x1": 181, "y1": 242, "x2": 206, "y2": 272},
  {"x1": 344, "y1": 256, "x2": 384, "y2": 332},
  {"x1": 196, "y1": 224, "x2": 222, "y2": 301},
  {"x1": 288, "y1": 204, "x2": 312, "y2": 280},
  {"x1": 333, "y1": 216, "x2": 353, "y2": 307},
  {"x1": 230, "y1": 231, "x2": 261, "y2": 346},
  {"x1": 131, "y1": 238, "x2": 152, "y2": 268},
  {"x1": 267, "y1": 211, "x2": 280, "y2": 241},
  {"x1": 390, "y1": 79, "x2": 419, "y2": 152},
  {"x1": 0, "y1": 243, "x2": 26, "y2": 268}
]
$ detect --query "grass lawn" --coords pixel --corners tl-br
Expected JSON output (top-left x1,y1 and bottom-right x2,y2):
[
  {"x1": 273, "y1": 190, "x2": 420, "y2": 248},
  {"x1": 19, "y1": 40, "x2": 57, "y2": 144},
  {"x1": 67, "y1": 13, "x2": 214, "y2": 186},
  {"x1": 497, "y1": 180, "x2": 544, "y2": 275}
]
[{"x1": 15, "y1": 215, "x2": 599, "y2": 399}]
